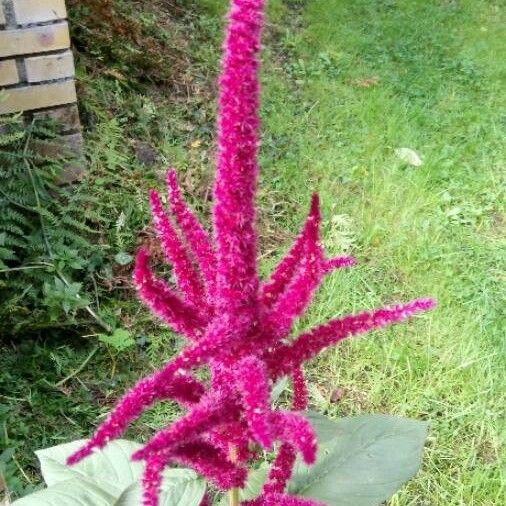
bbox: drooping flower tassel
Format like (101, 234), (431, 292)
(166, 169), (217, 298)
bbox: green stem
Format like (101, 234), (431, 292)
(229, 445), (240, 506)
(0, 263), (52, 273)
(229, 488), (239, 506)
(55, 346), (99, 387)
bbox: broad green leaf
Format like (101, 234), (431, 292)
(115, 468), (206, 506)
(289, 414), (428, 505)
(0, 447), (15, 463)
(35, 439), (91, 486)
(304, 410), (344, 444)
(241, 465), (269, 500)
(12, 477), (116, 506)
(35, 439), (143, 497)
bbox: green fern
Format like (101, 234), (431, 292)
(0, 116), (108, 335)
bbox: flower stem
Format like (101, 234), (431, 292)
(229, 444), (240, 506)
(229, 488), (240, 506)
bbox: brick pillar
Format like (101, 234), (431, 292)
(0, 0), (83, 181)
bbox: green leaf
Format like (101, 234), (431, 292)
(25, 439), (203, 506)
(114, 252), (134, 266)
(289, 414), (428, 505)
(115, 468), (206, 506)
(270, 377), (289, 404)
(98, 329), (135, 352)
(12, 477), (116, 505)
(0, 447), (15, 463)
(304, 410), (344, 444)
(218, 465), (269, 505)
(35, 439), (143, 497)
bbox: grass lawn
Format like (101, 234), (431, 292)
(254, 1), (505, 504)
(1, 0), (504, 504)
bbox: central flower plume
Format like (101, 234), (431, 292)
(68, 1), (434, 505)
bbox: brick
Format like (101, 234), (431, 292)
(25, 50), (75, 83)
(0, 80), (76, 114)
(32, 104), (81, 133)
(0, 59), (20, 86)
(0, 22), (70, 58)
(13, 0), (67, 25)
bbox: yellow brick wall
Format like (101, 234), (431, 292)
(0, 59), (19, 86)
(0, 22), (71, 57)
(13, 0), (67, 25)
(0, 1), (78, 116)
(25, 50), (75, 83)
(0, 1), (83, 178)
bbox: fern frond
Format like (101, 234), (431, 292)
(0, 115), (105, 334)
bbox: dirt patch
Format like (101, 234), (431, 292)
(67, 0), (190, 84)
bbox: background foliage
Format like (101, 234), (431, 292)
(0, 116), (107, 334)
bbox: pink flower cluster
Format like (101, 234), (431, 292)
(67, 1), (434, 505)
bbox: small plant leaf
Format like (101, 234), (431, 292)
(98, 329), (135, 352)
(115, 468), (206, 506)
(114, 252), (134, 266)
(288, 414), (428, 505)
(11, 477), (116, 505)
(35, 439), (143, 497)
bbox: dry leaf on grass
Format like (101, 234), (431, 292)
(351, 76), (380, 87)
(395, 147), (423, 167)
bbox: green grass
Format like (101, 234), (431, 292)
(1, 0), (504, 503)
(256, 0), (505, 504)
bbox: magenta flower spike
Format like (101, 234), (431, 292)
(169, 439), (248, 489)
(291, 367), (308, 412)
(149, 190), (207, 311)
(142, 455), (166, 506)
(213, 0), (265, 317)
(134, 248), (206, 339)
(246, 494), (327, 506)
(68, 1), (434, 504)
(235, 356), (274, 449)
(166, 169), (217, 298)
